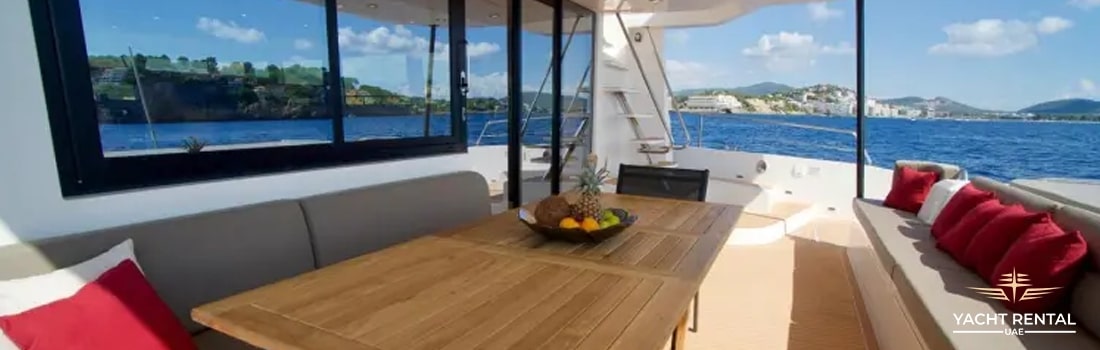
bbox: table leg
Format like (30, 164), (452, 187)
(671, 310), (688, 350)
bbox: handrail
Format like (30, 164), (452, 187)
(696, 114), (873, 165)
(644, 26), (691, 146)
(614, 12), (677, 147)
(519, 17), (582, 137)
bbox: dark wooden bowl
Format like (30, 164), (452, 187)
(518, 208), (637, 244)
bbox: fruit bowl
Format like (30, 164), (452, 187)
(518, 208), (637, 243)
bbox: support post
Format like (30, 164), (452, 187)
(508, 0), (522, 208)
(324, 0), (345, 143)
(550, 0), (563, 195)
(424, 24), (438, 137)
(855, 0), (866, 199)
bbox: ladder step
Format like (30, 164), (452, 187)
(604, 60), (629, 71)
(631, 137), (666, 143)
(619, 113), (656, 119)
(604, 86), (639, 93)
(638, 145), (672, 154)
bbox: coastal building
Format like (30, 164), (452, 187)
(683, 94), (742, 113)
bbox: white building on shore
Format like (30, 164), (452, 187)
(682, 94), (742, 113)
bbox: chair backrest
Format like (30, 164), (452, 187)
(615, 164), (710, 202)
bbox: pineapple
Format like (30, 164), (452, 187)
(574, 154), (609, 219)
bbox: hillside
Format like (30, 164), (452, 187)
(1019, 98), (1100, 115)
(677, 82), (794, 97)
(880, 96), (992, 115)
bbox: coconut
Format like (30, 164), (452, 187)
(534, 195), (572, 225)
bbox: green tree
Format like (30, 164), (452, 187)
(203, 57), (219, 75)
(243, 62), (255, 78)
(265, 64), (284, 83)
(132, 54), (148, 72)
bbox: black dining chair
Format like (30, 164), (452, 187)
(615, 164), (709, 334)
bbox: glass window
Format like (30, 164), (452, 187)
(31, 0), (467, 195)
(336, 0), (454, 140)
(78, 0), (332, 156)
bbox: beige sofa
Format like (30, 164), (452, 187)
(0, 171), (490, 350)
(853, 162), (1100, 349)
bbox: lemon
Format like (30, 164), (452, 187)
(581, 217), (601, 232)
(559, 217), (581, 229)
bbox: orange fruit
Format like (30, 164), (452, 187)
(559, 217), (581, 229)
(581, 217), (601, 232)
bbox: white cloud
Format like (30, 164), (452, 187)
(338, 25), (498, 60)
(666, 60), (719, 89)
(467, 72), (509, 98)
(293, 39), (314, 50)
(807, 2), (842, 22)
(467, 42), (502, 59)
(1037, 16), (1074, 34)
(741, 32), (852, 72)
(196, 17), (265, 44)
(282, 55), (323, 67)
(1069, 0), (1100, 10)
(929, 18), (1072, 57)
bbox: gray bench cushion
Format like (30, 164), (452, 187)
(192, 330), (259, 350)
(853, 199), (967, 276)
(855, 197), (1100, 350)
(892, 261), (1100, 350)
(301, 171), (491, 267)
(896, 160), (962, 180)
(0, 200), (315, 333)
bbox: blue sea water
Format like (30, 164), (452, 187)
(99, 113), (1100, 182)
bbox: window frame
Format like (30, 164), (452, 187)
(29, 0), (469, 197)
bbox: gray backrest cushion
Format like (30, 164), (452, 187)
(895, 160), (962, 180)
(969, 177), (1100, 337)
(971, 176), (1062, 213)
(0, 200), (315, 333)
(301, 171), (490, 267)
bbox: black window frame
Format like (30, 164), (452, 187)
(28, 0), (469, 197)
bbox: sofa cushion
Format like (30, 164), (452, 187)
(972, 177), (1062, 213)
(0, 200), (315, 333)
(301, 171), (491, 267)
(895, 160), (962, 180)
(994, 226), (1087, 313)
(918, 179), (968, 225)
(192, 330), (258, 350)
(936, 198), (1005, 262)
(885, 166), (940, 213)
(853, 199), (968, 276)
(962, 206), (1048, 282)
(0, 259), (195, 350)
(892, 262), (1100, 350)
(931, 183), (996, 239)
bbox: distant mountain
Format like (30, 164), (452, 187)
(676, 82), (794, 97)
(880, 96), (992, 115)
(1019, 98), (1100, 114)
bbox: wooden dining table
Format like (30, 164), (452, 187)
(192, 193), (742, 350)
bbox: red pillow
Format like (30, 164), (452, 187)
(0, 260), (196, 350)
(961, 205), (1049, 281)
(936, 198), (1006, 261)
(883, 167), (940, 213)
(932, 183), (996, 239)
(989, 225), (1087, 313)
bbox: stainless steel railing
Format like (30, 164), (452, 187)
(691, 114), (873, 165)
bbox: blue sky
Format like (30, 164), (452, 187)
(665, 0), (1100, 110)
(80, 0), (1097, 111)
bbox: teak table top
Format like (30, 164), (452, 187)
(192, 194), (742, 350)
